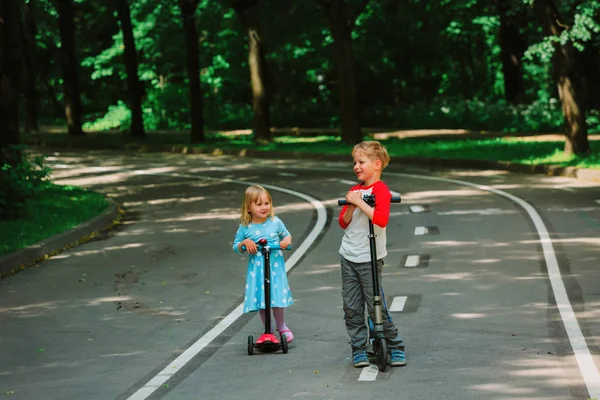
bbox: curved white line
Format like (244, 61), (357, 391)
(311, 166), (600, 396)
(126, 171), (327, 400)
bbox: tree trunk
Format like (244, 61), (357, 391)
(232, 0), (271, 143)
(533, 0), (589, 155)
(496, 0), (526, 104)
(320, 0), (362, 145)
(21, 1), (39, 132)
(115, 0), (145, 137)
(56, 0), (83, 136)
(180, 0), (205, 144)
(0, 0), (22, 155)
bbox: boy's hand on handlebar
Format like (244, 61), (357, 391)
(345, 190), (362, 206)
(242, 239), (258, 254)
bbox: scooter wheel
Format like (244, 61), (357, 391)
(247, 335), (254, 355)
(376, 338), (387, 372)
(280, 333), (288, 354)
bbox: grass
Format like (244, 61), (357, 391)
(23, 130), (600, 169)
(0, 184), (109, 255)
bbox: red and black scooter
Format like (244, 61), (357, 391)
(244, 238), (291, 355)
(338, 194), (401, 371)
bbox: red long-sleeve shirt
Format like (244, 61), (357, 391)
(338, 181), (391, 263)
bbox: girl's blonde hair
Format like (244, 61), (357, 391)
(352, 141), (390, 169)
(239, 185), (275, 225)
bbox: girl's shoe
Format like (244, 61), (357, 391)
(279, 329), (294, 343)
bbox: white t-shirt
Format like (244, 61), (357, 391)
(338, 181), (391, 263)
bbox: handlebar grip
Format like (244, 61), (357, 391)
(240, 244), (291, 252)
(338, 195), (402, 206)
(269, 245), (292, 251)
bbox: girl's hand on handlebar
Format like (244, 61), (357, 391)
(280, 237), (291, 250)
(242, 239), (258, 254)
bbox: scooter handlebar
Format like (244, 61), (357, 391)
(241, 243), (292, 252)
(337, 195), (401, 206)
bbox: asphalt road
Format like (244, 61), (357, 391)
(1, 150), (599, 400)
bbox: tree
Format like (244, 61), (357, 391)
(317, 0), (367, 145)
(180, 0), (205, 144)
(56, 0), (83, 136)
(231, 0), (271, 143)
(0, 0), (22, 155)
(114, 0), (145, 137)
(532, 0), (589, 155)
(495, 0), (527, 103)
(21, 0), (39, 132)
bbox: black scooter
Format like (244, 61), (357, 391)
(338, 194), (401, 371)
(243, 238), (291, 355)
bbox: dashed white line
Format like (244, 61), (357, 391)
(358, 365), (379, 381)
(305, 165), (600, 397)
(414, 226), (428, 235)
(409, 205), (425, 213)
(389, 296), (407, 312)
(405, 255), (420, 267)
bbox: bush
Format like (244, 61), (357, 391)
(0, 146), (52, 219)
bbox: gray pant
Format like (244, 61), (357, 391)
(341, 256), (405, 352)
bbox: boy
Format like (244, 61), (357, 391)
(338, 141), (406, 368)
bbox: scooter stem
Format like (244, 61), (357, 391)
(262, 245), (272, 334)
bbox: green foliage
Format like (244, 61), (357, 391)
(0, 147), (52, 220)
(83, 100), (131, 131)
(362, 97), (563, 132)
(0, 184), (109, 255)
(27, 0), (600, 138)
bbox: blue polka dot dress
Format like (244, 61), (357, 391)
(233, 217), (294, 313)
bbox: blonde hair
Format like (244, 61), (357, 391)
(352, 141), (390, 169)
(239, 185), (275, 225)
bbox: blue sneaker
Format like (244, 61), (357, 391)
(390, 349), (406, 366)
(352, 350), (370, 368)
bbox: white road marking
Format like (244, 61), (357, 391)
(547, 207), (598, 212)
(437, 208), (510, 216)
(340, 179), (357, 185)
(126, 171), (327, 400)
(414, 226), (428, 235)
(389, 296), (407, 312)
(390, 211), (410, 217)
(409, 205), (426, 213)
(393, 171), (600, 399)
(303, 165), (600, 398)
(358, 364), (379, 381)
(276, 172), (297, 177)
(405, 255), (420, 267)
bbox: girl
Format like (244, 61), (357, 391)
(233, 185), (294, 343)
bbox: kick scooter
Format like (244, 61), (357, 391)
(338, 194), (401, 371)
(243, 238), (291, 355)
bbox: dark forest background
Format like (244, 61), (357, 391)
(1, 0), (599, 153)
